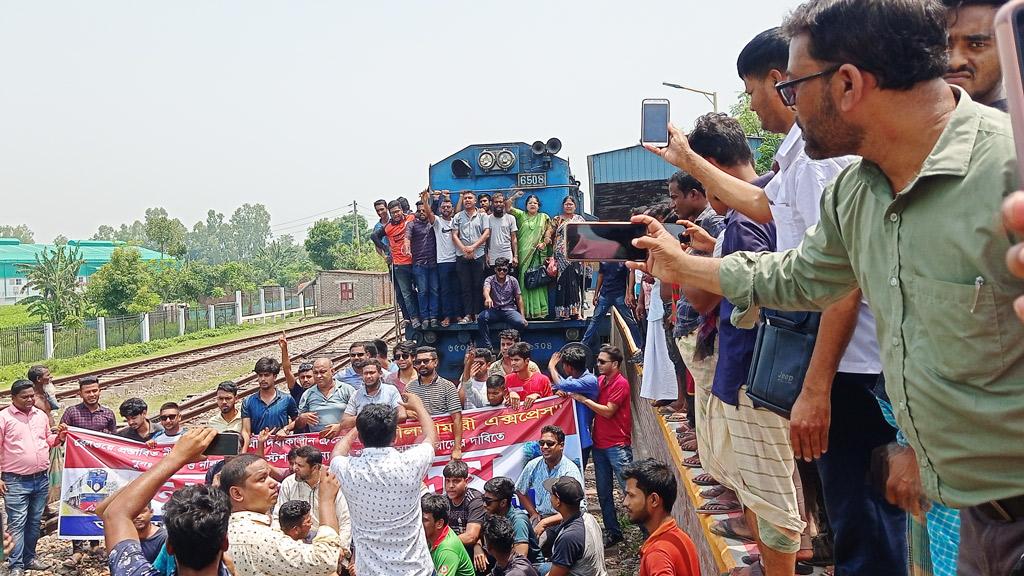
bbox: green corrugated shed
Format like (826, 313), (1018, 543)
(0, 238), (169, 304)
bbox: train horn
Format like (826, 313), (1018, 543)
(545, 137), (562, 155)
(531, 140), (547, 155)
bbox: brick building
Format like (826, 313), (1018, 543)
(313, 270), (393, 315)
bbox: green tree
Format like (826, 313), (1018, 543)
(329, 243), (387, 272)
(91, 221), (147, 244)
(186, 210), (233, 264)
(87, 247), (161, 316)
(254, 235), (315, 287)
(0, 224), (35, 243)
(335, 213), (372, 246)
(729, 92), (783, 175)
(230, 203), (272, 260)
(304, 219), (343, 270)
(144, 207), (187, 259)
(16, 245), (86, 326)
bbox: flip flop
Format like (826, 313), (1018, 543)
(665, 412), (688, 422)
(683, 454), (702, 468)
(710, 519), (755, 544)
(697, 500), (742, 514)
(701, 485), (729, 499)
(693, 473), (719, 486)
(680, 438), (698, 452)
(741, 556), (814, 575)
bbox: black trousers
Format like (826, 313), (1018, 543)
(456, 256), (485, 316)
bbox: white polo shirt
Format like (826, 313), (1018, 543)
(765, 125), (881, 374)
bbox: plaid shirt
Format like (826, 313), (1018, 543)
(59, 403), (117, 434)
(674, 205), (728, 337)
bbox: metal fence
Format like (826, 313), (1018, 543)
(105, 314), (141, 348)
(148, 309), (178, 342)
(0, 324), (47, 365)
(213, 303), (237, 327)
(53, 320), (100, 359)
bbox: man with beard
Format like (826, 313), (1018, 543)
(633, 0), (1024, 572)
(130, 504), (167, 563)
(405, 346), (464, 460)
(943, 0), (1008, 111)
(452, 191), (491, 323)
(209, 382), (243, 433)
(486, 191), (519, 274)
(386, 199), (421, 329)
(432, 191), (463, 327)
(340, 359), (405, 429)
(478, 193), (492, 215)
(408, 191), (440, 329)
(221, 453), (342, 576)
(477, 258), (529, 351)
(272, 445), (351, 552)
(116, 398), (163, 442)
(622, 459), (699, 576)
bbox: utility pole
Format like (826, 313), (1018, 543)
(351, 200), (359, 246)
(662, 82), (719, 113)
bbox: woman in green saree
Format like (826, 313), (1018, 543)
(508, 190), (551, 319)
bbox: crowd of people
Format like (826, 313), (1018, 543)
(5, 0), (1024, 575)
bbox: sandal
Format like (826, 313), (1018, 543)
(692, 472), (719, 486)
(440, 318), (451, 327)
(683, 453), (702, 468)
(710, 518), (755, 543)
(665, 412), (688, 422)
(63, 553), (83, 568)
(700, 485), (729, 499)
(651, 399), (674, 408)
(697, 499), (741, 514)
(680, 438), (698, 452)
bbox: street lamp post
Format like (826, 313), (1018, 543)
(662, 82), (718, 113)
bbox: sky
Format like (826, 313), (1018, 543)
(1, 1), (797, 244)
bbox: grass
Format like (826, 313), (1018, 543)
(0, 305), (36, 329)
(0, 308), (381, 384)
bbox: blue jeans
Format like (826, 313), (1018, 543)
(3, 472), (48, 569)
(592, 445), (633, 539)
(581, 294), (642, 351)
(412, 264), (440, 321)
(436, 262), (461, 320)
(393, 264), (420, 321)
(816, 372), (907, 576)
(477, 308), (527, 350)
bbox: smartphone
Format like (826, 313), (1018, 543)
(663, 222), (690, 244)
(997, 0), (1024, 168)
(204, 432), (241, 456)
(641, 99), (670, 147)
(565, 222), (648, 262)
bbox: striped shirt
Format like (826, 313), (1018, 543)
(405, 374), (461, 416)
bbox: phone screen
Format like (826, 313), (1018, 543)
(641, 100), (670, 145)
(565, 223), (648, 262)
(204, 432), (241, 456)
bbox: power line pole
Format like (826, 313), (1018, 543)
(351, 201), (359, 246)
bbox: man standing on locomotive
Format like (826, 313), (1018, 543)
(452, 191), (490, 324)
(432, 191), (463, 327)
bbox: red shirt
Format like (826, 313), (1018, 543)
(592, 372), (631, 449)
(385, 214), (415, 266)
(504, 372), (552, 398)
(639, 519), (699, 576)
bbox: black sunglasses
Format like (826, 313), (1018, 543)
(775, 65), (841, 107)
(159, 414), (179, 420)
(413, 358), (432, 366)
(397, 353), (412, 359)
(538, 440), (560, 447)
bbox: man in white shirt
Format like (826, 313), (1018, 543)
(221, 452), (342, 576)
(330, 394), (437, 576)
(658, 27), (904, 575)
(486, 191), (519, 273)
(272, 445), (351, 553)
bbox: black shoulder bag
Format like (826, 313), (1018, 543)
(745, 309), (821, 418)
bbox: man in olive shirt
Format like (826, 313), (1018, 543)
(632, 0), (1024, 570)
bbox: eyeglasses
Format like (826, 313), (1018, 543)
(481, 497), (498, 504)
(159, 414), (180, 420)
(775, 65), (841, 107)
(397, 353), (412, 359)
(596, 359), (611, 365)
(538, 440), (560, 447)
(495, 267), (509, 272)
(413, 358), (432, 366)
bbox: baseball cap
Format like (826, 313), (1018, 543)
(543, 476), (584, 506)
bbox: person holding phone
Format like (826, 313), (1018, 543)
(635, 1), (1024, 571)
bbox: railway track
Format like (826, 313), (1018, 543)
(2, 309), (391, 403)
(179, 319), (399, 423)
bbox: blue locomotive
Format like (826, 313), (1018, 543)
(416, 138), (607, 379)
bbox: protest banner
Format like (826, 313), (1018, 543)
(58, 396), (580, 539)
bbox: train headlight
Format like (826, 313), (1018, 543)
(566, 328), (581, 341)
(496, 149), (516, 170)
(478, 151), (497, 171)
(422, 331), (438, 344)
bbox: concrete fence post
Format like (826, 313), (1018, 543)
(208, 305), (216, 330)
(298, 293), (305, 318)
(141, 314), (150, 343)
(178, 307), (186, 337)
(44, 323), (54, 359)
(235, 291), (243, 325)
(97, 317), (106, 351)
(279, 287), (286, 318)
(258, 289), (267, 324)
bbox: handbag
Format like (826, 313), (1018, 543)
(745, 309), (821, 418)
(524, 252), (553, 290)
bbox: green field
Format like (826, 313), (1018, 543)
(0, 305), (36, 329)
